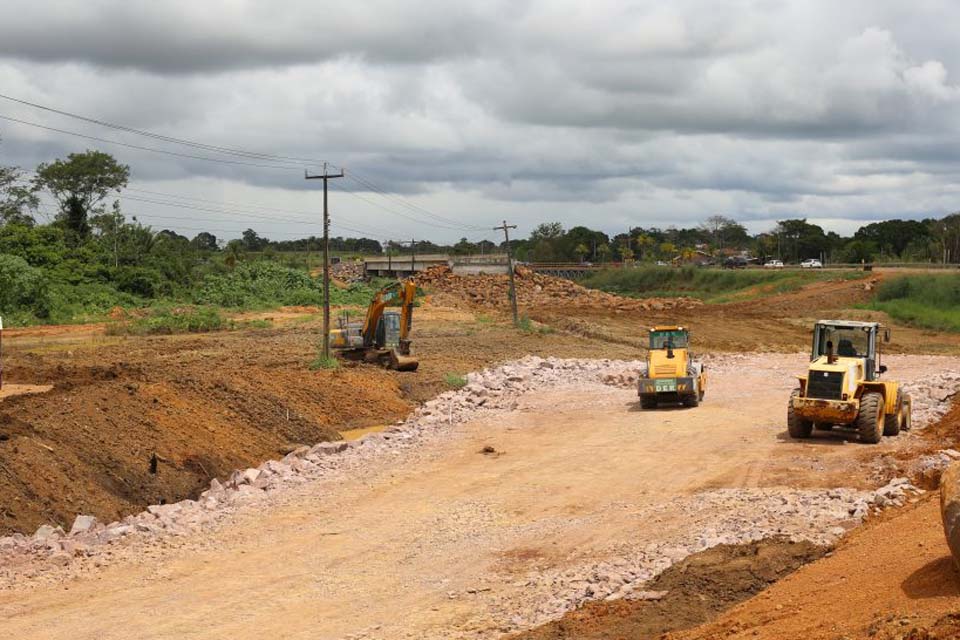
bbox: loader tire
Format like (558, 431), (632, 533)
(787, 389), (813, 439)
(940, 462), (960, 568)
(640, 395), (658, 410)
(883, 389), (903, 436)
(857, 392), (884, 444)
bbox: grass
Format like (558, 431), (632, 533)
(868, 274), (960, 332)
(581, 266), (864, 303)
(517, 315), (555, 335)
(310, 354), (341, 371)
(443, 372), (468, 389)
(106, 306), (226, 335)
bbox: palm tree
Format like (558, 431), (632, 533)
(574, 243), (589, 263)
(635, 234), (655, 261)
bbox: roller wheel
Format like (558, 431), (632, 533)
(683, 393), (699, 408)
(787, 389), (813, 439)
(857, 392), (884, 444)
(640, 396), (658, 410)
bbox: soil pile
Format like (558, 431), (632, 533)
(415, 265), (702, 312)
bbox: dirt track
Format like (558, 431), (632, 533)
(0, 354), (953, 639)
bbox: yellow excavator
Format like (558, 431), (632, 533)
(329, 279), (419, 371)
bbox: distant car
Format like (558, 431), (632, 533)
(800, 259), (823, 269)
(723, 256), (748, 269)
(764, 260), (784, 269)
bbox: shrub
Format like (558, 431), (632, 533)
(443, 372), (467, 389)
(108, 306), (225, 335)
(0, 253), (51, 320)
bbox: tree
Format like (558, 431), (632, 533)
(240, 228), (269, 252)
(34, 151), (129, 245)
(620, 245), (634, 262)
(854, 219), (932, 258)
(224, 239), (243, 269)
(635, 234), (655, 260)
(1, 164), (39, 226)
(596, 243), (611, 263)
(452, 237), (478, 255)
(192, 232), (218, 251)
(700, 215), (735, 250)
(774, 219), (828, 263)
(529, 222), (564, 243)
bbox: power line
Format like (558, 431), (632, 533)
(331, 181), (473, 232)
(118, 194), (396, 238)
(1, 92), (483, 232)
(5, 114), (482, 233)
(342, 171), (487, 231)
(0, 114), (302, 170)
(0, 92), (324, 166)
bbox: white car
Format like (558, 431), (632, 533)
(800, 259), (823, 269)
(764, 260), (784, 268)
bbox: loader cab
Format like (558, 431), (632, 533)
(811, 320), (884, 380)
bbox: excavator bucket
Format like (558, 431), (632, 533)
(390, 351), (419, 372)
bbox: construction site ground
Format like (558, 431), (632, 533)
(2, 270), (960, 638)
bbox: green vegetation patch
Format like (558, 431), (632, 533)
(107, 306), (226, 335)
(869, 274), (960, 332)
(443, 372), (468, 389)
(581, 266), (864, 303)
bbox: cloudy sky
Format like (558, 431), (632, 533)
(1, 0), (958, 244)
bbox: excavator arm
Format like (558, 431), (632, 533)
(398, 280), (416, 351)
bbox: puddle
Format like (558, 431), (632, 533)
(339, 424), (388, 441)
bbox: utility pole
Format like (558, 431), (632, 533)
(494, 220), (519, 326)
(305, 163), (345, 362)
(410, 238), (416, 276)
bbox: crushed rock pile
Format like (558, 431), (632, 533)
(414, 264), (701, 312)
(331, 259), (365, 283)
(485, 479), (923, 631)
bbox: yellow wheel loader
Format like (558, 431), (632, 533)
(329, 279), (419, 371)
(789, 320), (911, 443)
(637, 325), (706, 409)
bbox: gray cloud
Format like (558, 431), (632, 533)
(1, 0), (959, 242)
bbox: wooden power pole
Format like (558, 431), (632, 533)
(305, 163), (345, 361)
(494, 220), (519, 326)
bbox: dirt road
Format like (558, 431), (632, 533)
(0, 354), (952, 639)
